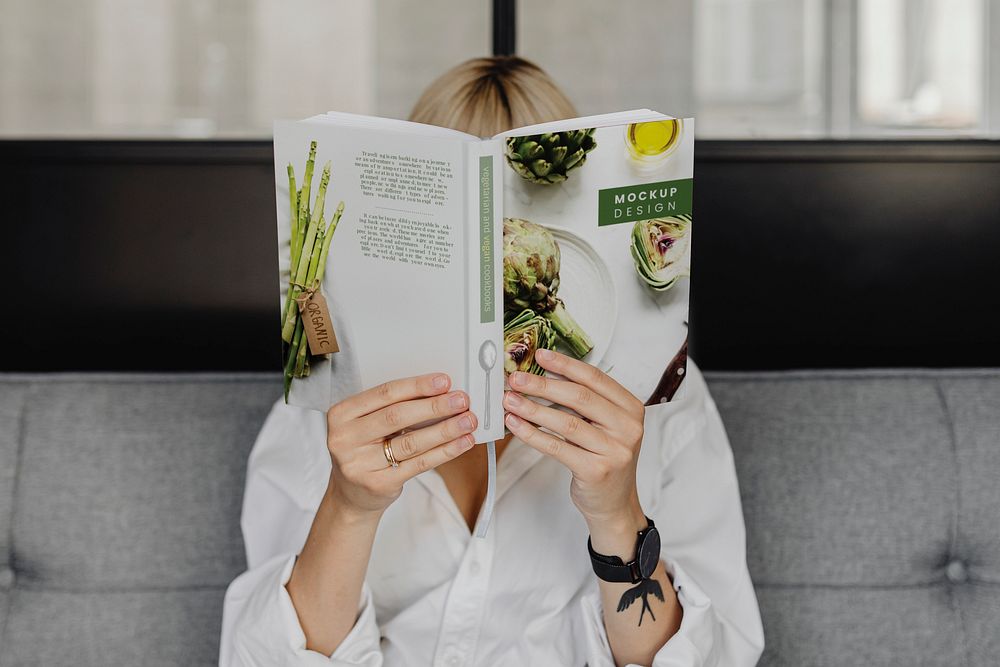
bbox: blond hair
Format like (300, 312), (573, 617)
(409, 57), (577, 137)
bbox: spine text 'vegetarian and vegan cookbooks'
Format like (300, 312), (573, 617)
(274, 110), (693, 444)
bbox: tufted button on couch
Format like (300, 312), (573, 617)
(0, 370), (997, 666)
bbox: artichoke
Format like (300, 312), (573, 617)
(503, 217), (594, 358)
(503, 309), (556, 376)
(504, 129), (597, 184)
(630, 214), (692, 291)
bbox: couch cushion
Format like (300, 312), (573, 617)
(0, 381), (25, 644)
(941, 377), (1000, 581)
(940, 376), (1000, 662)
(0, 373), (280, 667)
(0, 591), (6, 650)
(709, 369), (1000, 667)
(0, 381), (27, 568)
(709, 373), (954, 586)
(957, 583), (1000, 664)
(2, 589), (224, 666)
(13, 374), (279, 590)
(755, 585), (963, 667)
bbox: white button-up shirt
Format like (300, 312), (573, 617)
(220, 363), (764, 666)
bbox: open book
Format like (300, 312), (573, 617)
(274, 110), (693, 443)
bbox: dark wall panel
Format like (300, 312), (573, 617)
(689, 142), (1000, 369)
(1, 140), (998, 372)
(0, 142), (279, 371)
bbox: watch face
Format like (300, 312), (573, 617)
(638, 527), (661, 579)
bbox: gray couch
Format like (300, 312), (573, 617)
(0, 370), (996, 666)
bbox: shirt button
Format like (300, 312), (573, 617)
(445, 653), (460, 667)
(469, 561), (481, 576)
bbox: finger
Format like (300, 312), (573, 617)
(503, 391), (610, 454)
(534, 349), (639, 412)
(392, 434), (477, 480)
(353, 390), (470, 441)
(380, 411), (478, 468)
(504, 412), (589, 475)
(332, 373), (451, 422)
(507, 371), (619, 426)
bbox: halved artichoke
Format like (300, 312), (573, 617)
(503, 217), (594, 358)
(630, 214), (692, 291)
(504, 129), (597, 185)
(503, 309), (556, 376)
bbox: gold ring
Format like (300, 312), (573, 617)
(383, 438), (399, 468)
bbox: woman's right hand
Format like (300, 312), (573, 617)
(325, 372), (478, 516)
(288, 373), (475, 655)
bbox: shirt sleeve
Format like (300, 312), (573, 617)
(579, 363), (765, 667)
(218, 399), (385, 666)
(220, 553), (383, 667)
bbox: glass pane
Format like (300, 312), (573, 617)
(373, 0), (488, 121)
(519, 0), (695, 119)
(857, 0), (984, 131)
(1, 0), (992, 139)
(0, 0), (486, 138)
(693, 0), (825, 137)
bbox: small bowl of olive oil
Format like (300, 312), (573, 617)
(625, 119), (684, 167)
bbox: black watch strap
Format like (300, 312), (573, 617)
(588, 517), (656, 584)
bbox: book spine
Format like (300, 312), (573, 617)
(465, 141), (505, 442)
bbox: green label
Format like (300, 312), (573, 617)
(479, 155), (495, 323)
(597, 178), (693, 226)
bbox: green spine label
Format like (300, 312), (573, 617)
(479, 155), (495, 323)
(597, 178), (693, 226)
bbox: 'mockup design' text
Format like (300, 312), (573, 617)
(597, 178), (693, 227)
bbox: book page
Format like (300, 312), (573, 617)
(493, 109), (668, 139)
(274, 120), (473, 417)
(499, 117), (694, 406)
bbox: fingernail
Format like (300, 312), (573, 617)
(504, 391), (522, 407)
(510, 372), (526, 387)
(536, 349), (554, 361)
(432, 375), (448, 390)
(459, 414), (474, 430)
(461, 434), (476, 449)
(505, 413), (522, 427)
(449, 392), (467, 409)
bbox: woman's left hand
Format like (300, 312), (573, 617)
(503, 348), (648, 544)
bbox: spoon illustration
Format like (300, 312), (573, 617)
(478, 340), (498, 429)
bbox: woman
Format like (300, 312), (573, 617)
(221, 57), (763, 667)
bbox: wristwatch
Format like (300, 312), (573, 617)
(588, 517), (660, 584)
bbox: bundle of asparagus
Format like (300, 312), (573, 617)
(282, 141), (345, 400)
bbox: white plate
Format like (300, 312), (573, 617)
(544, 225), (618, 372)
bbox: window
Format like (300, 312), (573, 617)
(856, 0), (984, 133)
(694, 0), (826, 137)
(0, 0), (995, 138)
(693, 0), (994, 137)
(0, 0), (482, 137)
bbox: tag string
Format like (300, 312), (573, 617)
(292, 281), (320, 309)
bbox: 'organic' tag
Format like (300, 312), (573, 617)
(296, 290), (339, 355)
